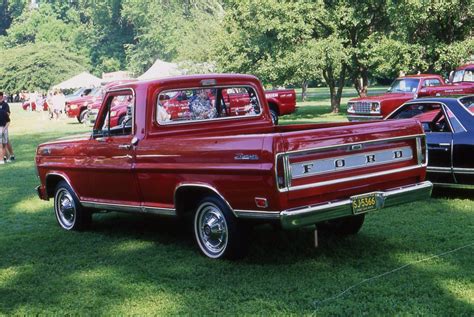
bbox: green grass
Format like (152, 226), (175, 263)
(0, 102), (473, 315)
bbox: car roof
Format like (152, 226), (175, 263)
(398, 74), (442, 79)
(110, 74), (260, 91)
(409, 94), (474, 103)
(456, 63), (474, 71)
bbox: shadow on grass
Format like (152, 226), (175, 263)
(1, 198), (473, 314)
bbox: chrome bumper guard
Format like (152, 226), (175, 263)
(347, 115), (383, 122)
(280, 181), (433, 229)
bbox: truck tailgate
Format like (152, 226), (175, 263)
(275, 119), (427, 209)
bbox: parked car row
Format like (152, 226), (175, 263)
(348, 64), (474, 121)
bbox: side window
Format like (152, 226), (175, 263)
(156, 86), (261, 124)
(390, 103), (451, 133)
(95, 92), (134, 137)
(423, 79), (441, 87)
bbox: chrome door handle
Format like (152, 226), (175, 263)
(118, 144), (132, 150)
(438, 143), (451, 147)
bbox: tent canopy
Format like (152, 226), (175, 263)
(138, 59), (183, 80)
(52, 72), (102, 90)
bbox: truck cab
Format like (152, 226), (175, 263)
(348, 75), (445, 121)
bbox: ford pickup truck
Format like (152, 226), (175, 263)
(36, 74), (432, 259)
(347, 74), (446, 121)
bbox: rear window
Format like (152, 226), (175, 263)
(156, 86), (261, 124)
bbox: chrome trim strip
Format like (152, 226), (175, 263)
(286, 165), (423, 192)
(174, 183), (237, 217)
(434, 182), (474, 189)
(427, 166), (452, 174)
(347, 115), (383, 121)
(453, 167), (474, 175)
(80, 201), (177, 216)
(284, 134), (424, 156)
(234, 210), (280, 220)
(290, 146), (413, 179)
(45, 172), (77, 198)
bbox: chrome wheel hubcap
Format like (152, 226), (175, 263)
(196, 203), (228, 257)
(55, 189), (76, 229)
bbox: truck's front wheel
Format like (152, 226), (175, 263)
(194, 196), (247, 259)
(54, 181), (91, 231)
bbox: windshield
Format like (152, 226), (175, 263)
(460, 96), (474, 109)
(388, 78), (420, 93)
(71, 88), (84, 96)
(452, 69), (474, 83)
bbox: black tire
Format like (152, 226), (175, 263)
(193, 195), (248, 260)
(317, 214), (365, 235)
(270, 108), (279, 125)
(77, 109), (89, 123)
(54, 180), (91, 231)
(118, 114), (126, 126)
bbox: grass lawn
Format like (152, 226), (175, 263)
(0, 102), (473, 315)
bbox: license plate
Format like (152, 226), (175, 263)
(351, 193), (379, 214)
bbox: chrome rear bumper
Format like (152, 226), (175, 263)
(279, 181), (433, 229)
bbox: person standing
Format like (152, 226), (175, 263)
(0, 92), (14, 163)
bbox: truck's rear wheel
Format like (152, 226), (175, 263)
(317, 214), (365, 235)
(54, 180), (91, 231)
(270, 108), (279, 125)
(193, 195), (247, 259)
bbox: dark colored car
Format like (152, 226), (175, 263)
(387, 95), (474, 188)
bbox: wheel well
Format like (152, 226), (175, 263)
(174, 186), (232, 218)
(45, 175), (67, 198)
(268, 102), (279, 115)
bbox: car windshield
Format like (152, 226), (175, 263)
(388, 78), (420, 93)
(70, 88), (84, 96)
(460, 96), (474, 109)
(452, 69), (474, 83)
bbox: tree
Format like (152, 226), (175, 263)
(122, 0), (224, 76)
(0, 43), (88, 92)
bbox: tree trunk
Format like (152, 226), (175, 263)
(301, 80), (308, 102)
(354, 70), (369, 97)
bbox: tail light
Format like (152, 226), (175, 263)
(416, 136), (428, 165)
(276, 155), (287, 190)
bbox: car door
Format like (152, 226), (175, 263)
(81, 90), (141, 207)
(425, 105), (454, 184)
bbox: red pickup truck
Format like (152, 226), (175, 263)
(347, 74), (446, 121)
(36, 74), (432, 259)
(422, 63), (474, 97)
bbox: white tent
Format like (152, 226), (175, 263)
(52, 72), (102, 90)
(138, 59), (183, 80)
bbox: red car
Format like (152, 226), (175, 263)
(65, 87), (103, 123)
(348, 74), (445, 121)
(36, 74), (432, 259)
(22, 99), (49, 111)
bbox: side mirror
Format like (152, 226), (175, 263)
(448, 71), (454, 84)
